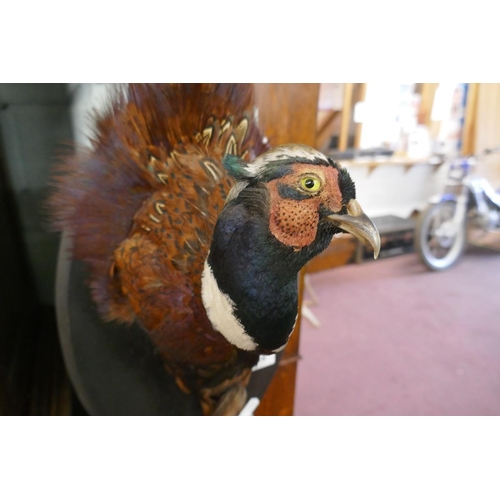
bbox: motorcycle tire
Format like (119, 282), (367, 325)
(415, 200), (467, 271)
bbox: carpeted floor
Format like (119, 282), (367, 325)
(295, 246), (500, 415)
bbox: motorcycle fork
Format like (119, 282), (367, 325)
(451, 189), (469, 228)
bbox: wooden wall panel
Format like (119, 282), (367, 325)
(253, 84), (319, 416)
(474, 84), (500, 153)
(474, 84), (500, 186)
(254, 84), (319, 146)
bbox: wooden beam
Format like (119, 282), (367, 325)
(419, 83), (439, 126)
(339, 83), (354, 151)
(253, 84), (320, 416)
(354, 83), (367, 149)
(461, 83), (479, 156)
(315, 109), (341, 150)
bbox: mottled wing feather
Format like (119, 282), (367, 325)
(49, 83), (269, 397)
(114, 145), (238, 377)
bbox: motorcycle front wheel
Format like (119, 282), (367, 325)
(415, 200), (467, 271)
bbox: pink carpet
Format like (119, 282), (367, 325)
(295, 247), (500, 415)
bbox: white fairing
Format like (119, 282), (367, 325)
(201, 259), (258, 351)
(465, 175), (500, 212)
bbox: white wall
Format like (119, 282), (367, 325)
(345, 161), (450, 219)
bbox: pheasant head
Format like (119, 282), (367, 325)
(201, 144), (380, 353)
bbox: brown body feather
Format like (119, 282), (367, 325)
(50, 84), (269, 414)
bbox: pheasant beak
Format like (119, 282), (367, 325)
(327, 199), (381, 259)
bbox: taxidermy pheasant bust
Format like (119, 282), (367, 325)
(50, 83), (380, 416)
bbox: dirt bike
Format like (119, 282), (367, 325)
(415, 148), (500, 271)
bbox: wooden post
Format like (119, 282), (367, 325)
(419, 83), (439, 126)
(353, 83), (367, 149)
(461, 83), (479, 156)
(339, 83), (354, 152)
(253, 83), (319, 416)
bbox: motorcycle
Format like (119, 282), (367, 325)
(415, 148), (500, 271)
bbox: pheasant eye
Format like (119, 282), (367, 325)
(300, 176), (321, 192)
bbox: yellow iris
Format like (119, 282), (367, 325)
(300, 176), (321, 193)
